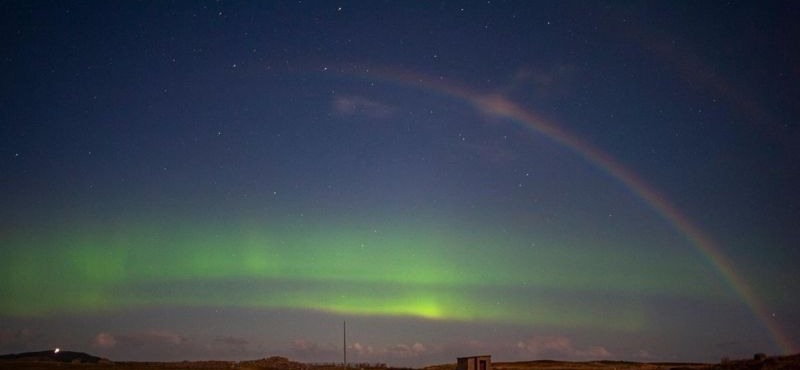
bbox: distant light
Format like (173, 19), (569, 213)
(54, 348), (60, 354)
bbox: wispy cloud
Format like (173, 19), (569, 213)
(516, 336), (612, 360)
(381, 342), (428, 358)
(333, 95), (397, 119)
(633, 349), (654, 360)
(284, 338), (432, 364)
(91, 330), (256, 361)
(351, 342), (374, 356)
(91, 330), (186, 349)
(510, 65), (575, 95)
(91, 332), (118, 349)
(287, 338), (339, 360)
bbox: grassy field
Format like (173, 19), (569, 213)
(425, 360), (710, 370)
(2, 354), (798, 370)
(0, 360), (707, 370)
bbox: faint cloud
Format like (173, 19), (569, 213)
(128, 330), (186, 346)
(289, 338), (316, 352)
(382, 342), (428, 358)
(509, 65), (575, 96)
(333, 95), (397, 119)
(91, 329), (186, 349)
(285, 338), (432, 364)
(474, 93), (528, 119)
(91, 330), (258, 361)
(516, 336), (611, 360)
(91, 332), (117, 349)
(351, 342), (374, 356)
(287, 338), (338, 360)
(587, 346), (612, 358)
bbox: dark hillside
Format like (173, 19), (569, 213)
(0, 350), (104, 363)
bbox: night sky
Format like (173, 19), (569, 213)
(1, 1), (799, 366)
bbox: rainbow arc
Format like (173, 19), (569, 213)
(348, 67), (795, 354)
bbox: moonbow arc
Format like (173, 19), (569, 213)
(341, 67), (795, 354)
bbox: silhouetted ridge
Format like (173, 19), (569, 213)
(711, 353), (800, 370)
(0, 350), (105, 363)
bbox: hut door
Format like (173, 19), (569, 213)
(480, 360), (486, 370)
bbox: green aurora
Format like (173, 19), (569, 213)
(1, 216), (720, 332)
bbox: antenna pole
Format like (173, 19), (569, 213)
(343, 320), (347, 368)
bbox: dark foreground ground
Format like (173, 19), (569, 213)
(1, 354), (799, 370)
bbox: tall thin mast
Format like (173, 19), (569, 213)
(343, 320), (347, 368)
